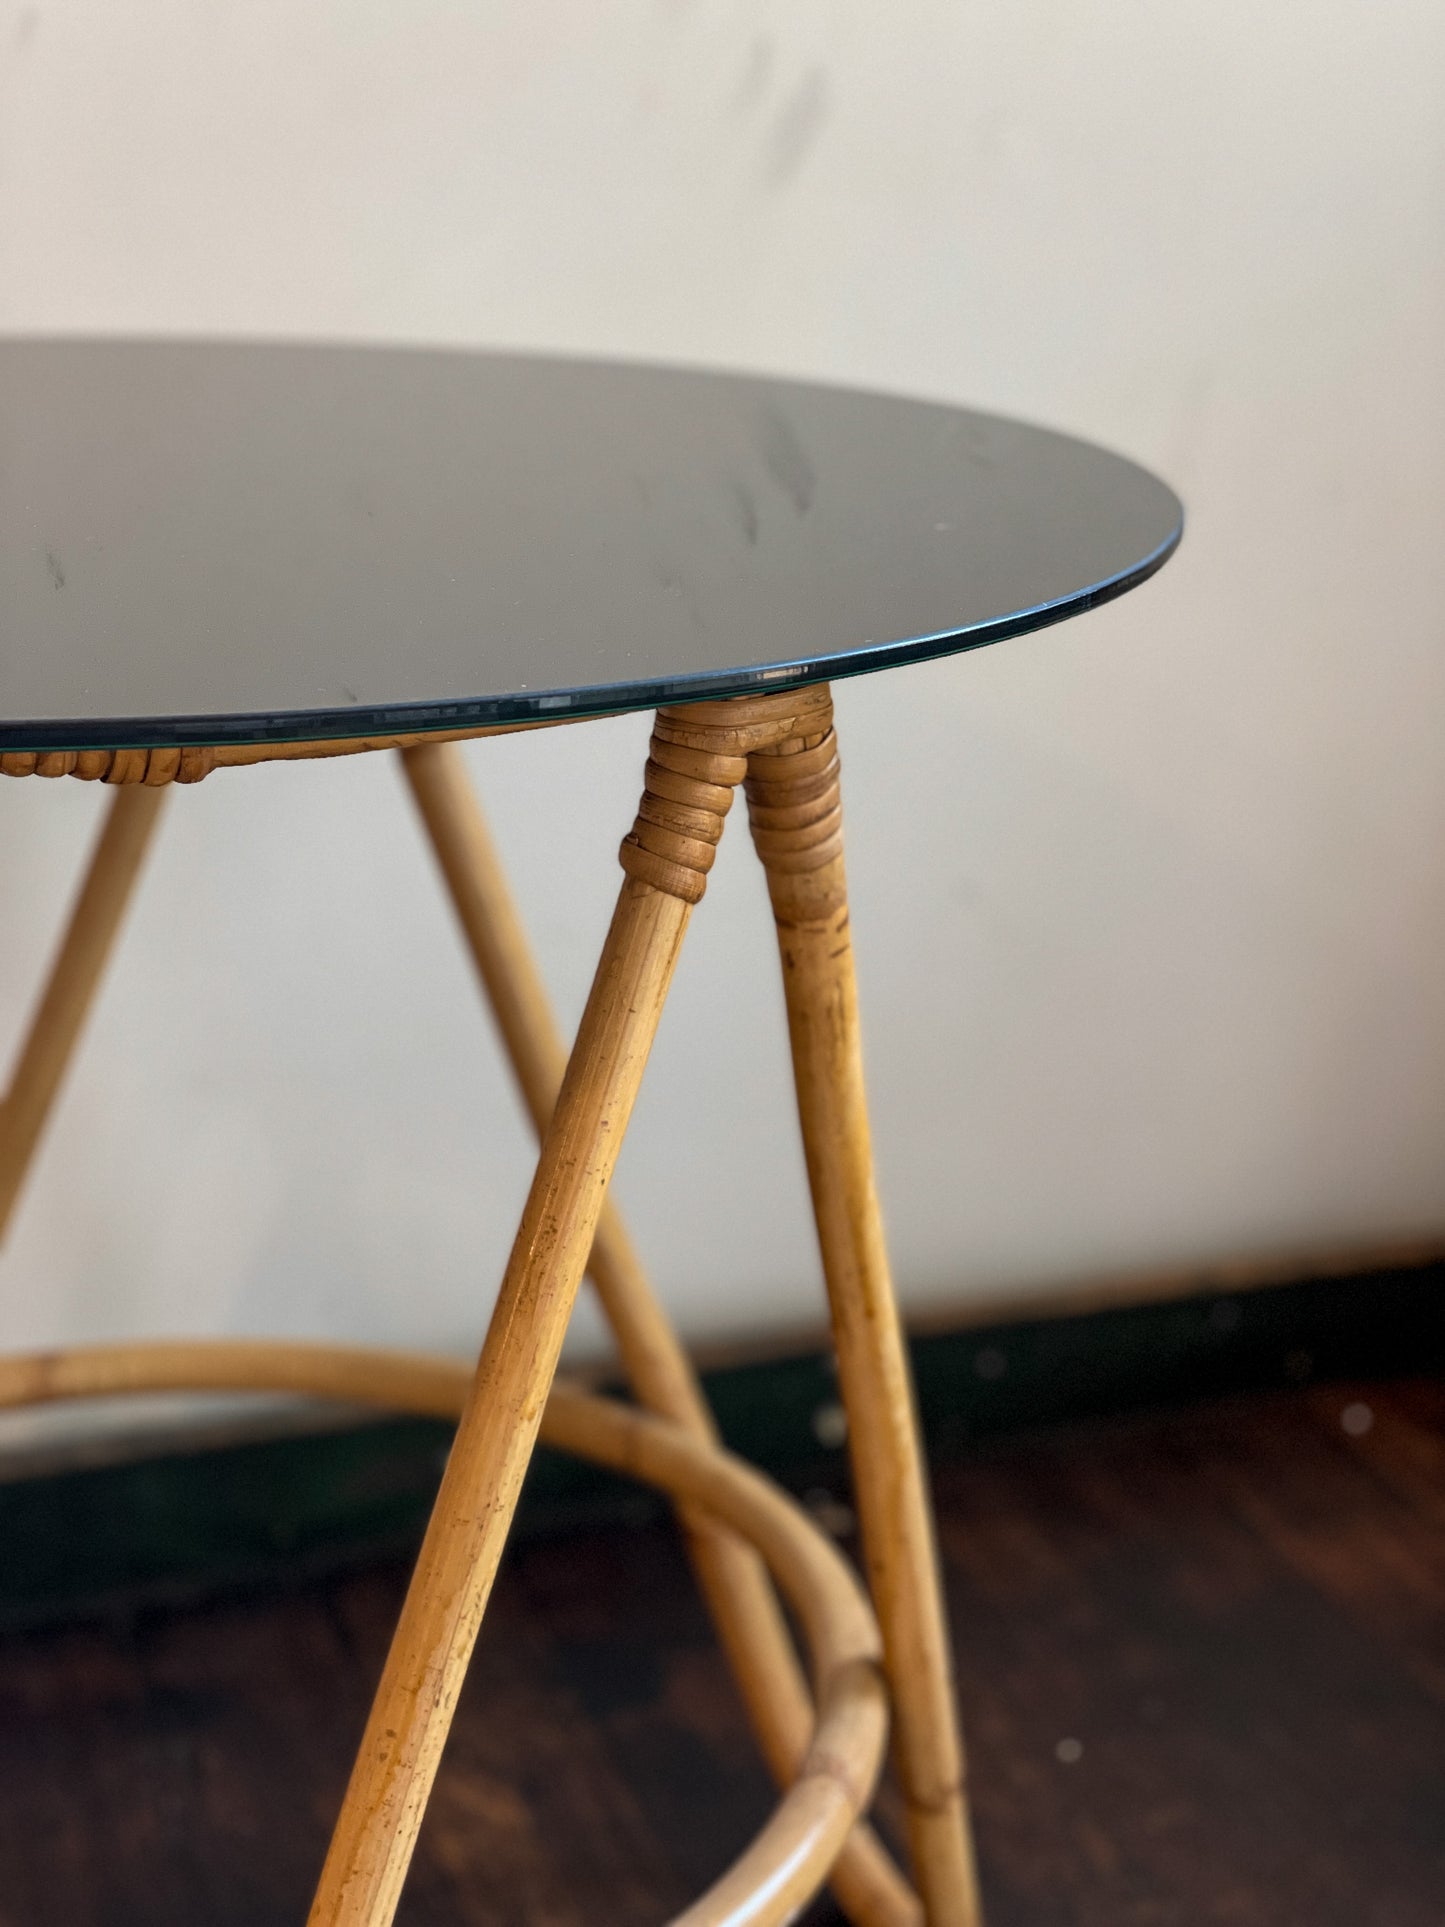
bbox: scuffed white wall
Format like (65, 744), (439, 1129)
(2, 0), (1443, 1364)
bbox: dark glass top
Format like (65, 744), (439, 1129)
(0, 341), (1182, 752)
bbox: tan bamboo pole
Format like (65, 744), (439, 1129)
(308, 880), (693, 1925)
(310, 702), (822, 1927)
(0, 1336), (888, 1927)
(0, 782), (166, 1242)
(399, 738), (919, 1927)
(745, 691), (983, 1927)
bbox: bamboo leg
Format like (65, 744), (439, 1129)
(309, 880), (693, 1925)
(399, 739), (918, 1927)
(311, 700), (826, 1927)
(745, 690), (983, 1926)
(0, 783), (167, 1243)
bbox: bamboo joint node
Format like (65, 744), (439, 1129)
(744, 696), (847, 921)
(618, 689), (834, 904)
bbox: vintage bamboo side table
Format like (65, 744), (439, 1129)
(0, 342), (1181, 1927)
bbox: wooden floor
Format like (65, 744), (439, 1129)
(1, 1377), (1442, 1926)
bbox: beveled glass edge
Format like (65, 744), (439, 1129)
(0, 513), (1181, 757)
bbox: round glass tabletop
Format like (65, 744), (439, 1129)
(0, 342), (1182, 753)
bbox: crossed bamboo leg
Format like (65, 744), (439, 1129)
(376, 687), (979, 1925)
(744, 695), (980, 1924)
(399, 738), (917, 1926)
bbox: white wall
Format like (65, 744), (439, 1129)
(2, 0), (1443, 1367)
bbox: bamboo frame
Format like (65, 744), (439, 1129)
(745, 695), (982, 1926)
(1, 680), (981, 1925)
(1, 718), (914, 1921)
(399, 739), (917, 1927)
(0, 1338), (888, 1927)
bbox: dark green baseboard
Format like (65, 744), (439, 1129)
(2, 1257), (1441, 1630)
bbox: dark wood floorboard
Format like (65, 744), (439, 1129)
(0, 1378), (1442, 1925)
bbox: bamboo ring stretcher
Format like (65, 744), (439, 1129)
(0, 1339), (890, 1927)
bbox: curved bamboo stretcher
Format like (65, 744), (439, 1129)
(0, 1339), (888, 1927)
